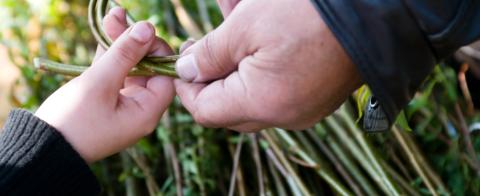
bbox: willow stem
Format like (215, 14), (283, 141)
(338, 105), (401, 195)
(261, 131), (311, 196)
(275, 128), (352, 196)
(35, 0), (181, 77)
(34, 58), (176, 77)
(392, 127), (438, 196)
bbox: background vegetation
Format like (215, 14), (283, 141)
(1, 0), (479, 195)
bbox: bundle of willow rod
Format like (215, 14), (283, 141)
(34, 0), (179, 77)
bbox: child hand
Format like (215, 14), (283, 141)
(35, 8), (175, 163)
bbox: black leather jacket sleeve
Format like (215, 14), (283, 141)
(311, 0), (480, 124)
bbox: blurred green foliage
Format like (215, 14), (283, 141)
(1, 0), (479, 195)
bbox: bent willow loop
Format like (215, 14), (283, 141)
(34, 0), (179, 77)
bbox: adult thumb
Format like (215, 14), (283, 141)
(175, 28), (239, 82)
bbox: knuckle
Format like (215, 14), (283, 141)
(201, 32), (229, 74)
(113, 44), (138, 65)
(191, 109), (215, 127)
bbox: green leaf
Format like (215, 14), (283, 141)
(353, 85), (372, 123)
(395, 111), (412, 131)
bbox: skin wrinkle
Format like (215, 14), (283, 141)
(224, 71), (250, 123)
(173, 0), (361, 131)
(119, 87), (147, 112)
(237, 56), (280, 123)
(194, 79), (234, 126)
(226, 17), (254, 66)
(35, 12), (176, 162)
(203, 31), (226, 79)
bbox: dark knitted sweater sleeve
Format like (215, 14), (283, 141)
(0, 109), (100, 195)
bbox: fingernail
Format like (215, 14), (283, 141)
(176, 54), (198, 82)
(129, 22), (154, 43)
(109, 7), (125, 20)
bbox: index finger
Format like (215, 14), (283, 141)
(174, 71), (250, 128)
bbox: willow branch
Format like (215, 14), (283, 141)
(392, 127), (437, 196)
(261, 131), (311, 196)
(36, 0), (180, 77)
(275, 128), (352, 196)
(228, 134), (246, 196)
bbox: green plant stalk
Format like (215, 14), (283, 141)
(160, 114), (184, 196)
(324, 117), (388, 192)
(110, 0), (135, 25)
(261, 131), (312, 195)
(36, 0), (180, 77)
(249, 134), (266, 196)
(338, 105), (401, 195)
(401, 129), (448, 193)
(265, 155), (288, 196)
(323, 133), (378, 196)
(91, 0), (180, 63)
(454, 103), (480, 176)
(274, 128), (352, 196)
(392, 127), (438, 196)
(294, 130), (360, 195)
(381, 161), (420, 196)
(228, 134), (246, 196)
(265, 147), (302, 195)
(304, 129), (369, 196)
(120, 152), (139, 196)
(89, 0), (109, 49)
(34, 58), (177, 77)
(127, 147), (161, 196)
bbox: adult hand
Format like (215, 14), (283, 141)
(35, 8), (175, 163)
(175, 0), (362, 131)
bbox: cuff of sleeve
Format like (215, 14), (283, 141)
(0, 109), (100, 195)
(310, 0), (436, 124)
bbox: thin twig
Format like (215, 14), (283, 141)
(460, 46), (480, 60)
(392, 127), (437, 196)
(401, 129), (448, 192)
(324, 133), (378, 196)
(36, 0), (179, 77)
(381, 161), (420, 196)
(338, 105), (401, 195)
(262, 131), (311, 196)
(325, 116), (388, 193)
(120, 151), (138, 196)
(458, 64), (475, 115)
(454, 103), (480, 176)
(265, 154), (288, 195)
(166, 143), (183, 196)
(288, 155), (318, 168)
(264, 144), (303, 195)
(161, 111), (184, 196)
(388, 147), (413, 181)
(249, 134), (266, 196)
(195, 0), (213, 32)
(305, 129), (364, 196)
(169, 0), (203, 39)
(275, 129), (352, 196)
(127, 148), (161, 196)
(228, 134), (246, 196)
